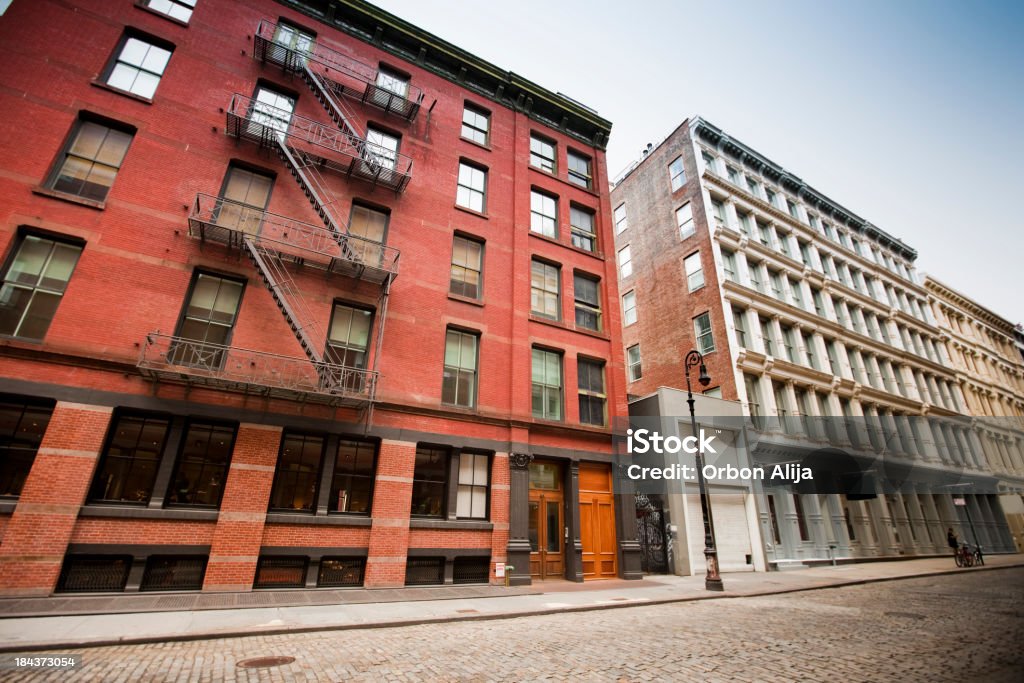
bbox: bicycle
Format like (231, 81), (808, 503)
(972, 544), (984, 566)
(954, 542), (974, 568)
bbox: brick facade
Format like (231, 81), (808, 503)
(0, 0), (630, 597)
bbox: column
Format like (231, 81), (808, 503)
(362, 439), (417, 588)
(0, 403), (112, 596)
(489, 452), (512, 584)
(916, 491), (947, 553)
(613, 463), (644, 580)
(823, 494), (852, 557)
(203, 424), (281, 592)
(564, 461), (584, 582)
(505, 453), (533, 586)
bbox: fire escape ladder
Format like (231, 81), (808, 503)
(242, 236), (325, 365)
(274, 136), (364, 273)
(302, 63), (363, 140)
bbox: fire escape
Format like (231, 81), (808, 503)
(138, 21), (418, 423)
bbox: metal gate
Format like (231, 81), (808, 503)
(635, 495), (669, 574)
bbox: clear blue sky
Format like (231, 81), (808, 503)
(374, 0), (1023, 325)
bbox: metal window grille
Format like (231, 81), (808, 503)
(140, 555), (207, 591)
(404, 557), (444, 586)
(317, 557), (365, 587)
(56, 555), (132, 593)
(453, 557), (490, 584)
(253, 556), (308, 589)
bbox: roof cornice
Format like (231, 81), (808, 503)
(691, 117), (917, 262)
(275, 0), (612, 148)
(923, 276), (1017, 333)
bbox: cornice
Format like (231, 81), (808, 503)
(277, 0), (612, 149)
(924, 276), (1018, 335)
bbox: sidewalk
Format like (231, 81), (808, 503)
(1, 554), (1021, 652)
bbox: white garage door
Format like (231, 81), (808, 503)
(687, 488), (754, 573)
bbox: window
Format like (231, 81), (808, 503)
(769, 270), (783, 299)
(89, 413), (170, 504)
(0, 398), (54, 498)
(789, 279), (804, 309)
(250, 86), (295, 136)
(450, 235), (483, 299)
(777, 231), (791, 257)
(627, 344), (642, 381)
(457, 452), (489, 519)
(326, 304), (373, 383)
(47, 119), (133, 202)
(684, 252), (704, 291)
(347, 203), (388, 264)
(787, 198), (800, 219)
(269, 433), (324, 512)
(530, 260), (560, 320)
(760, 317), (774, 355)
(737, 211), (752, 236)
(733, 309), (748, 347)
(727, 166), (742, 185)
(614, 203), (627, 233)
(676, 203), (694, 239)
(0, 234), (83, 340)
(704, 387), (723, 398)
(365, 126), (399, 171)
(330, 439), (376, 514)
(803, 333), (818, 370)
(214, 165), (273, 233)
(171, 272), (244, 367)
(254, 556), (307, 589)
(140, 0), (195, 23)
(456, 162), (486, 213)
(57, 555), (132, 593)
(694, 312), (715, 354)
(530, 190), (557, 237)
(167, 421), (235, 508)
(442, 328), (478, 408)
(812, 288), (825, 317)
(827, 340), (841, 375)
(746, 177), (760, 197)
(578, 359), (606, 426)
(757, 221), (772, 247)
(570, 206), (596, 252)
(622, 291), (637, 326)
(618, 246), (633, 278)
(140, 556), (207, 592)
(531, 348), (562, 420)
(567, 151), (592, 189)
(461, 104), (489, 145)
(721, 250), (737, 282)
(702, 152), (717, 174)
(573, 273), (601, 331)
(782, 325), (796, 362)
(272, 21), (314, 59)
(411, 445), (448, 517)
(765, 187), (778, 207)
(711, 199), (727, 226)
(745, 375), (762, 428)
(375, 67), (409, 98)
(793, 495), (810, 541)
(669, 156), (686, 191)
(530, 135), (556, 173)
(104, 34), (172, 99)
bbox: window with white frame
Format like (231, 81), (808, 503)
(669, 156), (686, 191)
(530, 259), (560, 320)
(530, 190), (557, 237)
(627, 344), (642, 381)
(573, 273), (601, 331)
(141, 0), (195, 23)
(442, 328), (478, 408)
(456, 162), (486, 212)
(0, 234), (83, 340)
(567, 151), (592, 189)
(676, 203), (694, 239)
(570, 205), (596, 252)
(614, 203), (627, 233)
(365, 126), (399, 171)
(531, 348), (562, 420)
(375, 67), (409, 98)
(622, 291), (637, 326)
(694, 312), (715, 354)
(721, 250), (737, 282)
(456, 452), (489, 518)
(461, 104), (490, 145)
(684, 252), (704, 291)
(577, 358), (606, 426)
(618, 245), (632, 278)
(104, 33), (172, 99)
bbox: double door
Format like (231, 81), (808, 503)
(528, 462), (564, 580)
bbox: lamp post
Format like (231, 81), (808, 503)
(685, 349), (724, 591)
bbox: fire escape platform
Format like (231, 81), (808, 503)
(187, 193), (398, 285)
(225, 95), (412, 193)
(253, 20), (423, 123)
(137, 333), (377, 408)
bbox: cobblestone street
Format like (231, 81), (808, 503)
(4, 568), (1023, 682)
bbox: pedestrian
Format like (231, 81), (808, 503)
(947, 527), (958, 554)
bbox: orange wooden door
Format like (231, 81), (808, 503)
(579, 463), (617, 579)
(528, 461), (564, 580)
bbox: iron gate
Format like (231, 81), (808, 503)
(636, 495), (669, 574)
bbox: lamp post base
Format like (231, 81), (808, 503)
(704, 577), (725, 592)
(704, 549), (724, 592)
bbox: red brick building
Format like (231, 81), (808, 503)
(0, 0), (639, 597)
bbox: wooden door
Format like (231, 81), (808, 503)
(579, 463), (618, 579)
(528, 461), (564, 580)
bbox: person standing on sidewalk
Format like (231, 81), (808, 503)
(947, 528), (958, 554)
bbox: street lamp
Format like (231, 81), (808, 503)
(685, 349), (724, 591)
(941, 482), (980, 549)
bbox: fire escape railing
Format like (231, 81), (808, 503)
(137, 333), (377, 406)
(187, 193), (400, 284)
(253, 19), (424, 122)
(225, 93), (413, 193)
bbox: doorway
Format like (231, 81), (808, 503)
(528, 461), (564, 580)
(579, 462), (618, 579)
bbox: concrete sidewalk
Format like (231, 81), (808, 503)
(1, 554), (1021, 652)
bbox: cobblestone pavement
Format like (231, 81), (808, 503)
(4, 568), (1022, 682)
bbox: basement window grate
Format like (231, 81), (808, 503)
(404, 557), (444, 586)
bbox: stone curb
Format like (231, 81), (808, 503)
(2, 562), (1021, 653)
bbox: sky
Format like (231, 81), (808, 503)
(373, 0), (1024, 326)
